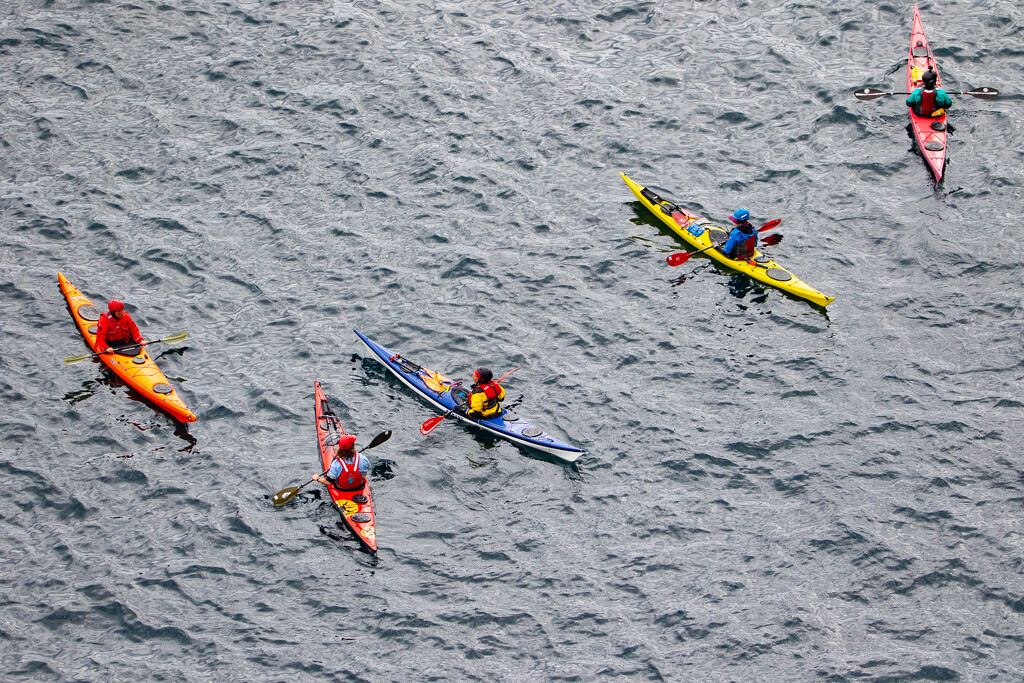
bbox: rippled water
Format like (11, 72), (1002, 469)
(2, 0), (1022, 680)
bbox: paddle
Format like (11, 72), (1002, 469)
(667, 220), (782, 267)
(63, 331), (190, 364)
(419, 368), (519, 435)
(270, 430), (393, 506)
(853, 86), (998, 101)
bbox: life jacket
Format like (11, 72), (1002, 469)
(728, 225), (757, 259)
(470, 381), (503, 417)
(918, 87), (936, 117)
(96, 311), (140, 348)
(331, 452), (365, 491)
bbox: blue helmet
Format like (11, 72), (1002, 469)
(732, 208), (750, 221)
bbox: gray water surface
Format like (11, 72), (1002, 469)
(1, 0), (1022, 680)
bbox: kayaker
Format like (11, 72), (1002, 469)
(720, 208), (758, 260)
(906, 69), (952, 118)
(466, 367), (505, 419)
(95, 299), (144, 354)
(313, 433), (370, 491)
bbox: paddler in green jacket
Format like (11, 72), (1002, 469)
(465, 367), (505, 418)
(906, 69), (952, 118)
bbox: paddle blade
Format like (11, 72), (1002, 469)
(161, 331), (189, 344)
(63, 353), (93, 365)
(364, 430), (392, 450)
(761, 234), (783, 246)
(420, 415), (445, 435)
(495, 368), (520, 384)
(853, 88), (889, 101)
(966, 87), (998, 98)
(666, 252), (692, 267)
(757, 219), (781, 233)
(271, 486), (301, 506)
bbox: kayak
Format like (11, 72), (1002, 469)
(621, 174), (835, 307)
(354, 329), (585, 462)
(314, 381), (377, 554)
(907, 4), (947, 182)
(58, 272), (196, 423)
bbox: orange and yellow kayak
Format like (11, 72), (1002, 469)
(58, 272), (196, 423)
(315, 381), (377, 554)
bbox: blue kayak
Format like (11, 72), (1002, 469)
(354, 330), (585, 462)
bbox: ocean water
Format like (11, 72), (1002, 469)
(1, 0), (1022, 680)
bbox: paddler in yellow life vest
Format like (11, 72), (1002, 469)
(313, 433), (369, 491)
(466, 367), (505, 418)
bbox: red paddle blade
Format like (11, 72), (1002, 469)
(495, 368), (520, 384)
(761, 234), (783, 246)
(757, 219), (781, 233)
(420, 415), (445, 435)
(666, 252), (691, 267)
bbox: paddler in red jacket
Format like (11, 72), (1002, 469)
(95, 299), (144, 354)
(314, 433), (370, 490)
(466, 367), (505, 418)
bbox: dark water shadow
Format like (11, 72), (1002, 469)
(88, 366), (198, 452)
(319, 521), (380, 564)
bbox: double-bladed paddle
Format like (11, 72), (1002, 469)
(419, 368), (519, 435)
(63, 331), (190, 364)
(853, 86), (998, 101)
(667, 220), (781, 267)
(271, 430), (393, 506)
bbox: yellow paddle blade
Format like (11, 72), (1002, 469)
(161, 331), (189, 344)
(63, 331), (188, 365)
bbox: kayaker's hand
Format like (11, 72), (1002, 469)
(311, 474), (321, 483)
(104, 347), (114, 354)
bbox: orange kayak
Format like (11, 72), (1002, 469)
(315, 381), (377, 553)
(58, 272), (196, 423)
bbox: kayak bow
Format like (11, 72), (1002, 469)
(621, 174), (834, 307)
(58, 272), (196, 423)
(354, 330), (585, 463)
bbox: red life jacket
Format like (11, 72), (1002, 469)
(918, 87), (936, 116)
(737, 233), (757, 259)
(96, 311), (141, 349)
(473, 381), (502, 412)
(332, 452), (365, 491)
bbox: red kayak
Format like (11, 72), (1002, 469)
(314, 381), (377, 554)
(907, 4), (947, 182)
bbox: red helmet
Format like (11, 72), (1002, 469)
(337, 434), (357, 451)
(108, 299), (125, 312)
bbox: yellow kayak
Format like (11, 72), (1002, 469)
(622, 173), (834, 307)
